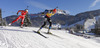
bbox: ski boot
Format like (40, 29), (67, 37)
(47, 32), (52, 34)
(36, 31), (41, 34)
(47, 28), (52, 34)
(20, 25), (23, 28)
(8, 23), (12, 26)
(37, 29), (41, 34)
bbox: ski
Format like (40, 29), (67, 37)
(33, 31), (48, 38)
(43, 32), (63, 39)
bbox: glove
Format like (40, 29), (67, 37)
(50, 10), (53, 12)
(17, 13), (18, 15)
(42, 12), (44, 15)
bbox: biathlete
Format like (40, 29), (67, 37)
(9, 9), (28, 28)
(37, 8), (57, 34)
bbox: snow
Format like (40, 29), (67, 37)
(84, 16), (100, 31)
(0, 26), (100, 48)
(56, 9), (67, 15)
(67, 16), (100, 32)
(68, 19), (85, 28)
(84, 18), (96, 31)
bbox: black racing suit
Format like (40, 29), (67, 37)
(40, 16), (52, 30)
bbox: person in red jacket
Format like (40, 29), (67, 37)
(9, 9), (28, 28)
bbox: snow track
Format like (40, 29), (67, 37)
(0, 26), (100, 48)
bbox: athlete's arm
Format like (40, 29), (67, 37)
(17, 10), (23, 15)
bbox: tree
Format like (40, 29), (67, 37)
(0, 8), (7, 26)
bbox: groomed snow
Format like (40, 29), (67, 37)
(0, 26), (100, 48)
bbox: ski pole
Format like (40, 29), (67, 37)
(55, 6), (58, 9)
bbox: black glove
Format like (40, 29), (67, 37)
(42, 12), (45, 15)
(17, 13), (18, 15)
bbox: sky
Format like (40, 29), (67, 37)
(0, 0), (100, 18)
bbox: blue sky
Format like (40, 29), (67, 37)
(0, 0), (100, 18)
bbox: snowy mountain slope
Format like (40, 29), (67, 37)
(84, 18), (96, 31)
(67, 16), (100, 32)
(84, 16), (100, 31)
(56, 9), (67, 15)
(0, 26), (100, 48)
(95, 16), (100, 22)
(67, 20), (85, 28)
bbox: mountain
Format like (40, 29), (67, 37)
(56, 9), (68, 15)
(75, 9), (100, 22)
(51, 14), (75, 25)
(65, 9), (100, 26)
(3, 9), (100, 28)
(65, 9), (100, 32)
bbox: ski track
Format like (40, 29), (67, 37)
(0, 26), (100, 48)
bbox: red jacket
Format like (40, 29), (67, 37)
(17, 10), (28, 16)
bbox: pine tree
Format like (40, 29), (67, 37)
(0, 8), (3, 26)
(0, 8), (7, 26)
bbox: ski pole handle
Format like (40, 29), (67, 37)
(17, 13), (18, 15)
(26, 6), (29, 9)
(55, 6), (58, 9)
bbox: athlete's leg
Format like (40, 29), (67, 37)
(20, 16), (25, 28)
(9, 15), (21, 25)
(47, 18), (52, 33)
(37, 17), (47, 32)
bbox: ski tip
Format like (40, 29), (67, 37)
(33, 30), (37, 32)
(44, 36), (48, 38)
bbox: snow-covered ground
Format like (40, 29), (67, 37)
(0, 26), (100, 48)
